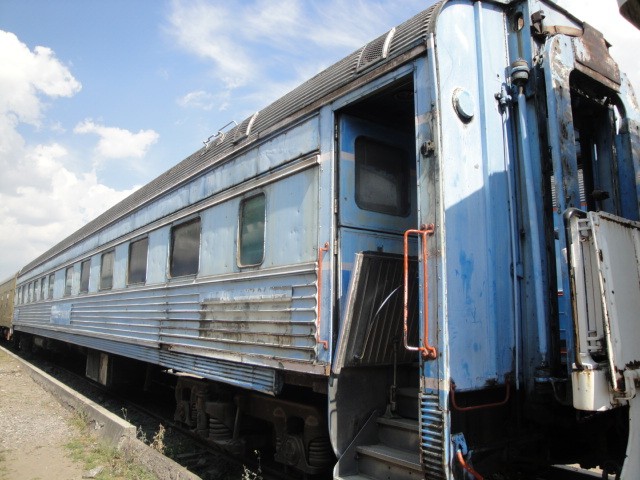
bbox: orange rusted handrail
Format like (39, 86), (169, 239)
(403, 226), (437, 359)
(316, 242), (330, 350)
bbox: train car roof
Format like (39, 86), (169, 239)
(20, 1), (444, 276)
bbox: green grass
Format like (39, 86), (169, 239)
(64, 411), (156, 480)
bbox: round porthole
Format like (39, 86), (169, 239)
(453, 88), (474, 122)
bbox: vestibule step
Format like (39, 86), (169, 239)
(377, 416), (420, 451)
(357, 444), (423, 479)
(396, 387), (420, 420)
(334, 474), (377, 480)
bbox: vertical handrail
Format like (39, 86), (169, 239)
(403, 226), (437, 359)
(316, 242), (330, 350)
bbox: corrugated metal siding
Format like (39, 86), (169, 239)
(20, 2), (444, 276)
(14, 264), (320, 371)
(420, 393), (447, 479)
(14, 324), (280, 394)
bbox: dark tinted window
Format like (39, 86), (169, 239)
(238, 194), (266, 266)
(100, 251), (115, 290)
(48, 274), (55, 299)
(128, 237), (148, 285)
(355, 136), (410, 216)
(80, 260), (91, 293)
(170, 219), (200, 277)
(64, 267), (73, 296)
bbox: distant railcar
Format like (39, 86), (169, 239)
(0, 274), (16, 340)
(11, 1), (640, 478)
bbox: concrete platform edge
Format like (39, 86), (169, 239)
(0, 346), (200, 480)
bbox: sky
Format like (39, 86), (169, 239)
(0, 0), (638, 281)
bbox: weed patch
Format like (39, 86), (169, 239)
(65, 411), (155, 480)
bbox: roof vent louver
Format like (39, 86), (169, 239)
(233, 111), (259, 144)
(357, 27), (396, 72)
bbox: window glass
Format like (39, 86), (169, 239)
(238, 194), (266, 266)
(48, 274), (55, 299)
(100, 251), (115, 290)
(128, 237), (148, 285)
(170, 219), (201, 277)
(80, 260), (91, 293)
(28, 282), (33, 303)
(41, 277), (47, 300)
(355, 136), (410, 216)
(64, 267), (73, 296)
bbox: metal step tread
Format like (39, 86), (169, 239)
(334, 474), (378, 480)
(356, 444), (422, 472)
(396, 387), (419, 396)
(377, 416), (419, 431)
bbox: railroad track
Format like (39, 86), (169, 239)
(7, 345), (307, 480)
(7, 343), (608, 480)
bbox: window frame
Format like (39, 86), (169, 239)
(354, 135), (411, 217)
(80, 259), (91, 294)
(64, 267), (73, 297)
(237, 193), (266, 268)
(127, 236), (149, 285)
(48, 274), (55, 299)
(100, 250), (115, 291)
(40, 277), (47, 300)
(169, 217), (201, 278)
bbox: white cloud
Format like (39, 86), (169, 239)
(0, 32), (139, 279)
(166, 0), (256, 89)
(74, 119), (159, 159)
(0, 141), (139, 280)
(166, 0), (433, 109)
(0, 30), (81, 126)
(177, 90), (230, 111)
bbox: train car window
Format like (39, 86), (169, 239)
(100, 250), (115, 290)
(354, 136), (410, 216)
(40, 277), (46, 300)
(48, 274), (54, 299)
(128, 237), (148, 285)
(64, 267), (73, 296)
(170, 219), (201, 277)
(80, 259), (91, 293)
(28, 282), (33, 303)
(34, 279), (40, 301)
(238, 194), (266, 267)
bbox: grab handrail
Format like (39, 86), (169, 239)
(316, 242), (330, 350)
(403, 226), (437, 359)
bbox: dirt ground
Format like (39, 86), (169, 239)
(0, 348), (84, 480)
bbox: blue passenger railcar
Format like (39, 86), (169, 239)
(12, 1), (640, 478)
